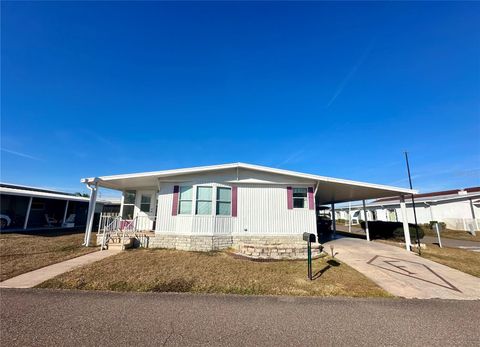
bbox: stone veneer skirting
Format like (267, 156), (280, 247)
(149, 234), (322, 259)
(97, 233), (322, 259)
(149, 234), (233, 252)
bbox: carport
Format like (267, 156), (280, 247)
(312, 176), (417, 249)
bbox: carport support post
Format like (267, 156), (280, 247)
(331, 203), (336, 236)
(62, 200), (69, 226)
(84, 181), (98, 247)
(399, 195), (412, 251)
(362, 200), (370, 241)
(23, 196), (33, 230)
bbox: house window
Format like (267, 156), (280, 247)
(140, 195), (151, 213)
(216, 187), (231, 216)
(122, 190), (136, 219)
(196, 186), (212, 215)
(293, 188), (307, 208)
(178, 186), (193, 214)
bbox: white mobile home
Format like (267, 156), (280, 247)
(82, 163), (415, 257)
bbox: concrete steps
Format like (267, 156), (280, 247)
(107, 236), (134, 251)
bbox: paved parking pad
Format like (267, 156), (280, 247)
(324, 238), (480, 300)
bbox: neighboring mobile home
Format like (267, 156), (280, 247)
(0, 183), (119, 231)
(82, 163), (416, 257)
(335, 187), (480, 233)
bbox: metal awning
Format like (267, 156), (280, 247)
(81, 162), (415, 204)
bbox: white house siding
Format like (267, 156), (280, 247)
(155, 182), (316, 236)
(146, 169), (318, 253)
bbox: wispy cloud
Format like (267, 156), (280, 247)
(276, 150), (305, 168)
(1, 148), (44, 161)
(326, 40), (375, 108)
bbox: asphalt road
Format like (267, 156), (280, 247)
(1, 289), (479, 346)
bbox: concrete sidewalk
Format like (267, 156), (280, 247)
(0, 250), (120, 288)
(324, 238), (480, 300)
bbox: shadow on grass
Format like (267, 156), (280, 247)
(0, 228), (85, 238)
(312, 259), (341, 280)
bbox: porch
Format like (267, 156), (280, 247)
(96, 213), (156, 250)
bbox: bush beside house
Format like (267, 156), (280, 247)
(360, 221), (425, 240)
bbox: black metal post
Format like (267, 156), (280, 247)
(405, 152), (422, 255)
(307, 240), (312, 280)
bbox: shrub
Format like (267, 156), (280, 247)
(429, 221), (446, 230)
(360, 221), (424, 240)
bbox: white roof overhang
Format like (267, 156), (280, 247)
(81, 162), (416, 204)
(0, 187), (90, 202)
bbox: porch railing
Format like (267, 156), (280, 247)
(97, 212), (156, 249)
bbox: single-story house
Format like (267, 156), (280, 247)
(0, 183), (120, 231)
(82, 163), (416, 256)
(335, 187), (480, 233)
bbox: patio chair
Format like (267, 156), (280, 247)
(62, 214), (76, 228)
(44, 214), (59, 227)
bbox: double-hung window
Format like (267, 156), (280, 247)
(140, 195), (151, 212)
(216, 187), (231, 216)
(178, 186), (193, 214)
(293, 188), (307, 208)
(196, 186), (212, 215)
(122, 190), (136, 219)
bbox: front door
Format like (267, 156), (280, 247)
(134, 190), (157, 231)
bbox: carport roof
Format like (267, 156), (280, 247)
(81, 162), (416, 204)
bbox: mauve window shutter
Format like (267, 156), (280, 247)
(172, 185), (179, 216)
(308, 187), (314, 210)
(287, 186), (293, 209)
(231, 186), (238, 217)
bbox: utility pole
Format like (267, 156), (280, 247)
(404, 152), (422, 255)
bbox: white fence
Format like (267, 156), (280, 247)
(444, 218), (479, 233)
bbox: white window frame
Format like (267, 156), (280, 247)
(122, 190), (136, 219)
(178, 186), (193, 215)
(139, 194), (152, 213)
(215, 186), (232, 216)
(195, 186), (213, 216)
(292, 187), (308, 209)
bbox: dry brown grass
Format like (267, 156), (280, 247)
(377, 240), (480, 278)
(420, 246), (480, 278)
(38, 248), (391, 297)
(0, 231), (96, 281)
(424, 228), (480, 242)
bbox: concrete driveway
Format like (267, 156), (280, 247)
(323, 238), (480, 300)
(1, 289), (480, 346)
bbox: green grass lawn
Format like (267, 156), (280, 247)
(38, 248), (391, 298)
(0, 230), (96, 281)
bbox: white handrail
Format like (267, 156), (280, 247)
(99, 215), (156, 250)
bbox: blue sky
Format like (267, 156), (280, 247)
(1, 1), (479, 197)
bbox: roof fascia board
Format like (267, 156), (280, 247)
(81, 162), (416, 195)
